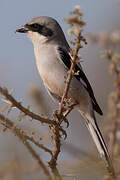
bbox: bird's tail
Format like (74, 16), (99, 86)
(85, 114), (115, 177)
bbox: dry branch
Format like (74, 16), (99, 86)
(0, 87), (57, 126)
(24, 134), (52, 155)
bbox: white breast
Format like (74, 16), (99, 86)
(34, 44), (67, 96)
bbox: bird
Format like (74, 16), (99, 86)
(16, 16), (114, 175)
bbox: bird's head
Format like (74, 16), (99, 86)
(16, 16), (67, 46)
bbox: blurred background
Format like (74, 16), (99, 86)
(0, 0), (120, 179)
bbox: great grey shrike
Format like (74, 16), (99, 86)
(16, 16), (114, 174)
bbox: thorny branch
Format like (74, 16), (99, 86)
(0, 87), (57, 126)
(23, 133), (52, 155)
(59, 7), (86, 116)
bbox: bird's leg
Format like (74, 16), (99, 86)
(61, 101), (78, 127)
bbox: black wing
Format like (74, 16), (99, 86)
(58, 47), (103, 116)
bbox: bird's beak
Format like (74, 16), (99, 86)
(16, 25), (29, 33)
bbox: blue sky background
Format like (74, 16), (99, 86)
(0, 1), (120, 179)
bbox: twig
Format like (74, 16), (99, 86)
(24, 134), (52, 155)
(0, 113), (52, 180)
(0, 87), (57, 126)
(48, 110), (62, 179)
(48, 123), (62, 180)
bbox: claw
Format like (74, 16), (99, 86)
(63, 118), (69, 128)
(59, 127), (67, 139)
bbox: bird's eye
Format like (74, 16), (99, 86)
(31, 23), (39, 29)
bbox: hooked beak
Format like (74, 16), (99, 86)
(16, 25), (29, 33)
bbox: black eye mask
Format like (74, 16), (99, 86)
(25, 23), (53, 37)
